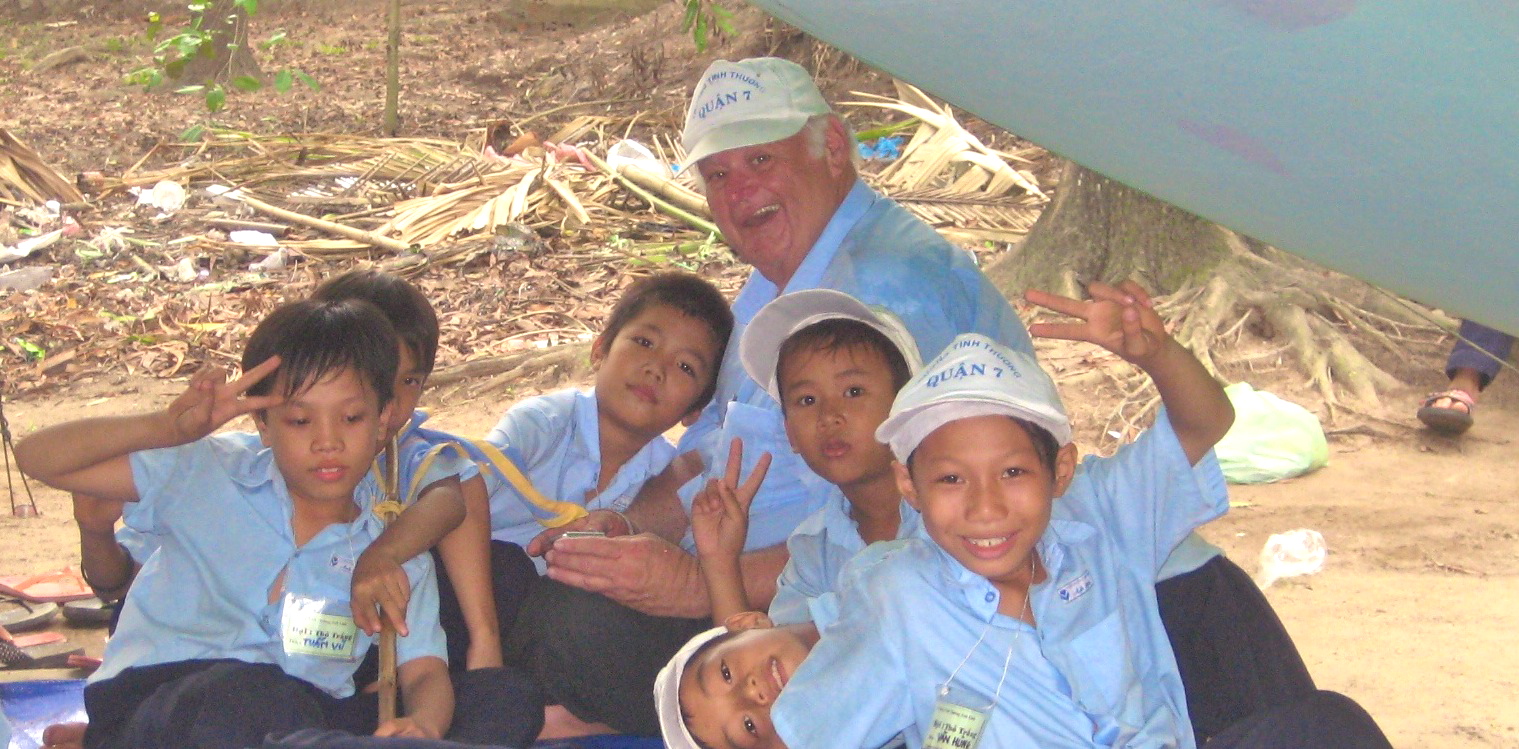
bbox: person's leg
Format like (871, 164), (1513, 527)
(99, 661), (325, 749)
(83, 660), (239, 749)
(1422, 320), (1515, 433)
(432, 547), (472, 669)
(262, 728), (516, 749)
(1204, 690), (1392, 749)
(506, 577), (707, 737)
(446, 666), (544, 746)
(1155, 556), (1316, 744)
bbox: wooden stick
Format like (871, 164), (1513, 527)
(581, 150), (723, 239)
(237, 194), (413, 253)
(205, 218), (290, 236)
(375, 435), (404, 726)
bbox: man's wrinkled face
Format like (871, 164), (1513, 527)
(695, 120), (853, 288)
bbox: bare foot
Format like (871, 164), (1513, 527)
(42, 721), (87, 749)
(536, 704), (615, 740)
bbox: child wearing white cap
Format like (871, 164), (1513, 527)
(657, 281), (1391, 749)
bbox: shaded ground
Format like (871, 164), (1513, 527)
(2, 1), (1518, 747)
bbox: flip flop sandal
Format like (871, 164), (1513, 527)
(0, 633), (85, 669)
(1417, 388), (1476, 435)
(0, 598), (60, 633)
(62, 597), (116, 626)
(0, 566), (94, 603)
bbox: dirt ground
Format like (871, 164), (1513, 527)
(3, 1), (1518, 747)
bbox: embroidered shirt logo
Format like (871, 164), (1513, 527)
(1057, 572), (1093, 603)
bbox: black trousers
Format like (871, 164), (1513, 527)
(509, 555), (1330, 739)
(1205, 690), (1392, 749)
(432, 541), (538, 669)
(263, 729), (517, 749)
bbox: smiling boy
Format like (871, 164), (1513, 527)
(15, 299), (458, 749)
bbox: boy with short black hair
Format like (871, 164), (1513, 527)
(15, 299), (459, 749)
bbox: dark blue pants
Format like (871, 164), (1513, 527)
(1446, 319), (1514, 389)
(1205, 690), (1392, 748)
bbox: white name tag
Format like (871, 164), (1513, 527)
(281, 594), (359, 660)
(925, 698), (988, 749)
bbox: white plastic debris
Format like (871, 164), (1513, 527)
(169, 257), (200, 283)
(228, 230), (280, 247)
(92, 226), (133, 253)
(1255, 528), (1327, 589)
(251, 248), (290, 271)
(0, 228), (63, 264)
(133, 180), (187, 215)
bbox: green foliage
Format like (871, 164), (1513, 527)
(124, 5), (317, 113)
(680, 0), (736, 53)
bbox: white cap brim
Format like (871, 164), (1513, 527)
(739, 289), (923, 404)
(654, 625), (730, 749)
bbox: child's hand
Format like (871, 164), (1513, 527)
(351, 546), (411, 637)
(162, 357), (285, 443)
(374, 716), (441, 740)
(71, 493), (125, 536)
(1027, 280), (1170, 367)
(691, 439), (771, 562)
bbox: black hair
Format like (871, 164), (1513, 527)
(243, 298), (398, 412)
(602, 272), (734, 411)
(313, 269), (440, 375)
(906, 416), (1060, 476)
(775, 318), (912, 407)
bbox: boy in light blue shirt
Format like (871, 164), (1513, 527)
(658, 282), (1391, 749)
(16, 299), (458, 749)
(733, 289), (923, 628)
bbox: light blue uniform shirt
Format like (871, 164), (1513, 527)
(483, 388), (676, 571)
(773, 416), (1228, 749)
(768, 489), (922, 628)
(95, 432), (454, 698)
(676, 179), (1033, 552)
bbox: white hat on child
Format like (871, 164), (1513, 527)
(875, 333), (1072, 463)
(680, 57), (833, 172)
(654, 625), (730, 749)
(739, 288), (923, 404)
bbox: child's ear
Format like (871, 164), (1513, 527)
(724, 611), (774, 632)
(893, 461), (920, 510)
(1052, 443), (1079, 497)
(589, 333), (608, 369)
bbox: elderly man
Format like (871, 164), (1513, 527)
(508, 56), (1032, 737)
(511, 58), (1314, 741)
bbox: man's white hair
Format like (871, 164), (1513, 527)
(689, 113), (861, 195)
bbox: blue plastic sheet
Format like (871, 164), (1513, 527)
(0, 679), (88, 749)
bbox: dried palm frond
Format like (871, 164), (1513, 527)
(0, 128), (84, 204)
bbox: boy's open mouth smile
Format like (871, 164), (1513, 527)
(769, 656), (787, 694)
(962, 533), (1015, 558)
(313, 464), (347, 482)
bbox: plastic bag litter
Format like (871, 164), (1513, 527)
(131, 180), (186, 215)
(1255, 528), (1327, 589)
(1213, 382), (1328, 484)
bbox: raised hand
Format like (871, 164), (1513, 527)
(1026, 280), (1170, 366)
(163, 356), (285, 442)
(692, 438), (772, 562)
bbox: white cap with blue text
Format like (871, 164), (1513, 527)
(740, 289), (924, 404)
(876, 333), (1072, 462)
(680, 57), (832, 171)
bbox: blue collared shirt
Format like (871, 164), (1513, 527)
(676, 180), (1033, 551)
(96, 432), (454, 698)
(773, 415), (1228, 749)
(768, 488), (922, 629)
(482, 388), (676, 569)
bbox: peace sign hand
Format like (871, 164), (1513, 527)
(1026, 280), (1170, 367)
(163, 356), (285, 443)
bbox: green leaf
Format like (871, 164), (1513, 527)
(233, 0), (258, 15)
(174, 84), (205, 94)
(230, 74), (261, 92)
(163, 57), (187, 77)
(694, 12), (709, 52)
(295, 71), (319, 91)
(187, 2), (207, 12)
(273, 68), (293, 93)
(714, 6), (736, 35)
(681, 0), (698, 32)
(205, 84), (226, 112)
(180, 123), (206, 141)
(261, 29), (288, 49)
(14, 338), (45, 361)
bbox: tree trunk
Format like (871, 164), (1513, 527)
(172, 0), (262, 85)
(987, 159), (1233, 301)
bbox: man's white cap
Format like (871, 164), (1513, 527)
(654, 625), (729, 749)
(876, 333), (1072, 462)
(680, 57), (832, 172)
(740, 289), (923, 404)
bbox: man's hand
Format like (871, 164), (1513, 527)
(374, 716), (441, 740)
(163, 356), (285, 443)
(351, 546), (411, 636)
(543, 533), (708, 619)
(524, 508), (632, 558)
